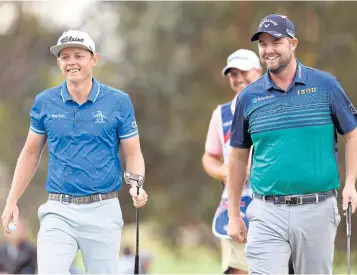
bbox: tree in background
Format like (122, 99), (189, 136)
(1, 2), (357, 253)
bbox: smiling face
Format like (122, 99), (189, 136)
(228, 68), (262, 95)
(57, 47), (99, 83)
(258, 33), (297, 74)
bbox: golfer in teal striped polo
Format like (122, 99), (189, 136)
(227, 14), (357, 274)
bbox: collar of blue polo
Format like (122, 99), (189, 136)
(263, 60), (307, 91)
(60, 77), (101, 103)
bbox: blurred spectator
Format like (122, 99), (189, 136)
(118, 246), (135, 274)
(140, 252), (153, 274)
(0, 220), (36, 274)
(118, 246), (152, 274)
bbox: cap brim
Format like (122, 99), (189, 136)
(251, 31), (289, 42)
(50, 43), (94, 57)
(222, 61), (254, 76)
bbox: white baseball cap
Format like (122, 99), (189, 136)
(50, 30), (96, 57)
(222, 49), (260, 76)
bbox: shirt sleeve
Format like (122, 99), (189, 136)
(230, 95), (252, 148)
(205, 107), (222, 156)
(30, 95), (47, 135)
(117, 95), (139, 140)
(330, 78), (357, 135)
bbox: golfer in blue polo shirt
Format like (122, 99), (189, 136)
(226, 14), (357, 274)
(1, 30), (148, 274)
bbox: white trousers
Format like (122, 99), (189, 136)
(37, 198), (123, 274)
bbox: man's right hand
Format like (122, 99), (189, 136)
(1, 202), (19, 234)
(228, 216), (247, 243)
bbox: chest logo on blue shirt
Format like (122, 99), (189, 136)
(48, 114), (65, 119)
(297, 87), (317, 95)
(93, 111), (107, 124)
(252, 95), (275, 103)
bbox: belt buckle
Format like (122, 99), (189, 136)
(61, 194), (72, 204)
(285, 196), (298, 205)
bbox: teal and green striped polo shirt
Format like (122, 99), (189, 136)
(230, 61), (357, 195)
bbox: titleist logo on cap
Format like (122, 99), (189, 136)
(60, 36), (85, 44)
(228, 55), (249, 62)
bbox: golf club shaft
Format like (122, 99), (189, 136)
(347, 237), (350, 275)
(346, 202), (352, 275)
(134, 186), (140, 274)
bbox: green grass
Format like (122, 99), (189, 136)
(333, 249), (357, 274)
(149, 245), (221, 274)
(121, 223), (221, 274)
(71, 222), (356, 274)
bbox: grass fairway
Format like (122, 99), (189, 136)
(333, 249), (356, 274)
(149, 245), (221, 273)
(71, 221), (356, 274)
(121, 222), (221, 274)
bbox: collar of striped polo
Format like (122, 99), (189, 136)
(263, 60), (307, 91)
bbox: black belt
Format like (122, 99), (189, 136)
(48, 191), (119, 204)
(253, 190), (336, 205)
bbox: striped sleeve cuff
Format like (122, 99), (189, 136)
(119, 130), (138, 140)
(230, 141), (251, 149)
(30, 125), (47, 135)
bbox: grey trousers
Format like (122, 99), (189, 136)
(245, 196), (340, 275)
(37, 198), (123, 274)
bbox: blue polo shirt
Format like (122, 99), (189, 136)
(230, 61), (357, 195)
(30, 78), (138, 196)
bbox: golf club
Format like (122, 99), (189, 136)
(346, 201), (352, 275)
(134, 185), (140, 275)
(124, 171), (144, 275)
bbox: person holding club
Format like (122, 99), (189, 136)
(1, 30), (148, 274)
(227, 13), (357, 274)
(202, 49), (262, 274)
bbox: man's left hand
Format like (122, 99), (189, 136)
(342, 183), (357, 215)
(129, 187), (148, 208)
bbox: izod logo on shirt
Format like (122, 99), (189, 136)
(297, 87), (317, 95)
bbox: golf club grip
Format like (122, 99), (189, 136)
(347, 202), (352, 237)
(134, 254), (139, 274)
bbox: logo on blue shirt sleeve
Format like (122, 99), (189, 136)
(349, 103), (357, 115)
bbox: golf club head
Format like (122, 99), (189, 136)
(124, 171), (144, 188)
